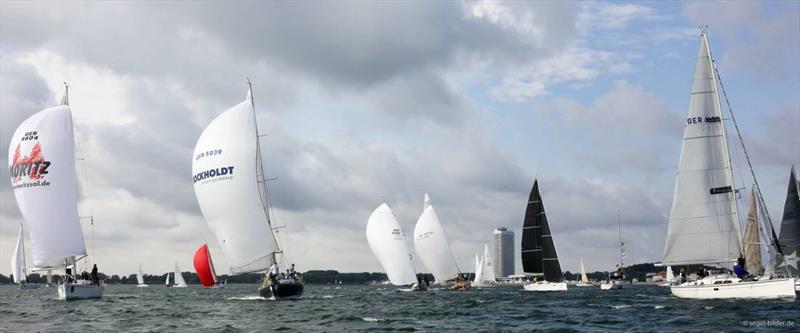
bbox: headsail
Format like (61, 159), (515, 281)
(662, 31), (741, 266)
(12, 225), (26, 283)
(8, 103), (85, 269)
(521, 179), (564, 282)
(742, 189), (763, 275)
(778, 167), (800, 258)
(366, 203), (417, 286)
(194, 243), (219, 287)
(192, 88), (280, 274)
(473, 253), (484, 285)
(413, 193), (460, 283)
(483, 244), (496, 282)
(174, 262), (187, 287)
(579, 258), (589, 283)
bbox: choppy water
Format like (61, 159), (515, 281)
(1, 284), (797, 332)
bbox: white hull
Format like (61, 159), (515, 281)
(173, 284), (187, 288)
(137, 284), (149, 288)
(57, 281), (104, 300)
(600, 281), (623, 290)
(671, 276), (796, 299)
(523, 281), (568, 291)
(575, 282), (592, 287)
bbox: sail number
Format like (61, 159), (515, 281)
(21, 131), (38, 141)
(195, 149), (223, 161)
(686, 116), (721, 124)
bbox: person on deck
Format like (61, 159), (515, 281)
(91, 264), (98, 285)
(679, 269), (687, 284)
(65, 268), (73, 283)
(733, 257), (750, 279)
(287, 264), (296, 280)
(269, 262), (280, 284)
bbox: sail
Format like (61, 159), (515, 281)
(12, 225), (26, 283)
(137, 266), (145, 285)
(473, 254), (484, 284)
(483, 244), (496, 282)
(194, 243), (218, 287)
(666, 266), (675, 284)
(742, 189), (763, 275)
(521, 179), (563, 281)
(413, 193), (460, 283)
(366, 203), (417, 286)
(580, 258), (589, 283)
(192, 91), (279, 274)
(174, 263), (187, 287)
(662, 32), (741, 266)
(165, 273), (170, 286)
(778, 167), (800, 258)
(8, 105), (85, 268)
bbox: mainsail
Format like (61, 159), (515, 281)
(743, 189), (763, 275)
(413, 193), (460, 283)
(192, 87), (280, 274)
(12, 225), (26, 283)
(366, 203), (418, 286)
(579, 258), (589, 283)
(8, 102), (86, 269)
(521, 179), (564, 282)
(174, 263), (187, 287)
(194, 243), (219, 287)
(662, 32), (741, 266)
(778, 167), (800, 257)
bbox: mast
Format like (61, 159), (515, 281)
(617, 214), (623, 269)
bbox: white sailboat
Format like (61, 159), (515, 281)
(473, 253), (484, 286)
(165, 273), (170, 287)
(576, 258), (591, 287)
(661, 30), (795, 299)
(192, 80), (303, 298)
(366, 203), (422, 290)
(413, 194), (460, 284)
(482, 244), (496, 283)
(136, 265), (148, 287)
(8, 85), (103, 300)
(173, 262), (187, 288)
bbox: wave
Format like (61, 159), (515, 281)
(362, 317), (385, 322)
(226, 296), (268, 301)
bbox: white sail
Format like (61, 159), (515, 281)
(473, 254), (484, 284)
(192, 90), (279, 274)
(413, 193), (460, 283)
(165, 273), (170, 286)
(666, 266), (675, 284)
(174, 263), (187, 287)
(580, 258), (589, 283)
(12, 225), (26, 284)
(366, 203), (417, 286)
(137, 266), (145, 285)
(8, 105), (85, 268)
(662, 32), (741, 266)
(483, 244), (496, 282)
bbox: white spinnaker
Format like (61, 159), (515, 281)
(366, 203), (417, 286)
(174, 263), (187, 287)
(483, 244), (496, 282)
(662, 33), (741, 266)
(8, 105), (85, 268)
(12, 225), (26, 283)
(137, 266), (145, 285)
(413, 194), (460, 283)
(193, 94), (279, 274)
(580, 258), (589, 283)
(473, 254), (484, 284)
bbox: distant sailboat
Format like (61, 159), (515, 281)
(194, 243), (224, 288)
(11, 224), (40, 289)
(366, 203), (423, 290)
(778, 166), (799, 283)
(173, 262), (187, 288)
(192, 80), (302, 299)
(660, 30), (795, 299)
(482, 244), (496, 283)
(413, 194), (460, 284)
(576, 258), (591, 287)
(8, 84), (103, 300)
(165, 273), (170, 287)
(137, 266), (148, 287)
(521, 179), (567, 291)
(601, 215), (625, 291)
(473, 254), (484, 285)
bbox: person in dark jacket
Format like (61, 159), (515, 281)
(733, 257), (749, 279)
(91, 264), (98, 284)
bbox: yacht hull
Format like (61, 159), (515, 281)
(671, 277), (796, 299)
(259, 279), (304, 299)
(523, 281), (568, 291)
(58, 282), (104, 300)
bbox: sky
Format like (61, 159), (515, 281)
(0, 1), (798, 277)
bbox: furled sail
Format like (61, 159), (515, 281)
(366, 203), (417, 286)
(12, 225), (26, 284)
(778, 167), (799, 258)
(192, 89), (279, 274)
(483, 244), (496, 282)
(194, 243), (219, 287)
(662, 32), (741, 266)
(521, 179), (564, 282)
(174, 262), (187, 287)
(579, 258), (589, 283)
(742, 189), (763, 275)
(413, 193), (460, 283)
(8, 103), (85, 269)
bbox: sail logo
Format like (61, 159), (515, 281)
(9, 140), (52, 187)
(193, 166), (235, 184)
(392, 228), (405, 240)
(687, 116), (721, 125)
(417, 231), (433, 240)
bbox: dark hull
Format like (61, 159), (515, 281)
(259, 280), (304, 299)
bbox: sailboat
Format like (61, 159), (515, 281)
(575, 258), (591, 287)
(165, 273), (170, 287)
(601, 215), (625, 290)
(366, 203), (423, 290)
(472, 253), (484, 285)
(192, 80), (302, 299)
(413, 194), (465, 289)
(194, 243), (224, 288)
(11, 224), (40, 289)
(660, 30), (795, 299)
(521, 179), (567, 291)
(173, 262), (187, 288)
(482, 244), (496, 284)
(8, 84), (103, 300)
(658, 266), (677, 287)
(136, 265), (148, 287)
(778, 166), (800, 290)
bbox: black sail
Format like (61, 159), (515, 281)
(779, 167), (800, 257)
(520, 179), (563, 282)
